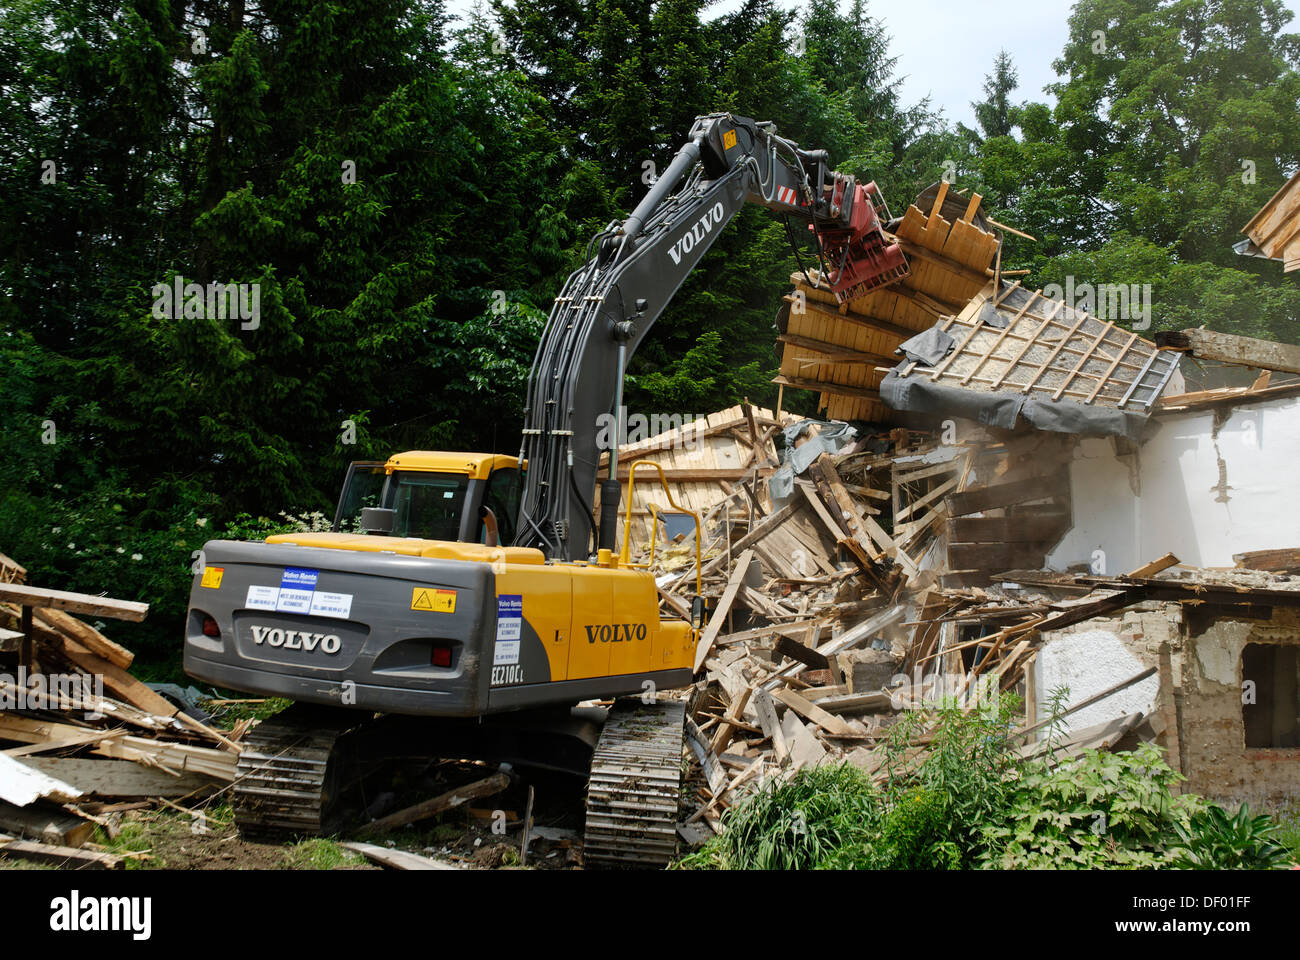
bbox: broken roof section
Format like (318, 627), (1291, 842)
(776, 182), (1183, 439)
(881, 281), (1182, 440)
(775, 181), (1002, 424)
(1238, 168), (1300, 272)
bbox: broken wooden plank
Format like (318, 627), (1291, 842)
(1232, 547), (1300, 575)
(14, 757), (218, 799)
(949, 541), (1051, 571)
(771, 687), (854, 737)
(46, 636), (178, 718)
(1126, 553), (1180, 578)
(693, 548), (754, 673)
(0, 753), (84, 807)
(0, 835), (123, 870)
(1156, 328), (1300, 375)
(0, 799), (95, 847)
(340, 841), (462, 870)
(772, 635), (829, 671)
(34, 606), (134, 669)
(0, 584), (148, 622)
(708, 687), (753, 757)
(366, 772), (510, 834)
(750, 687), (789, 762)
(950, 513), (1071, 543)
(1016, 712), (1146, 761)
(945, 474), (1069, 517)
(813, 691), (896, 715)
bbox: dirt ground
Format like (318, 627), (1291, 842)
(0, 761), (588, 871)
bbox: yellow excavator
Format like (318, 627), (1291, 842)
(184, 113), (904, 865)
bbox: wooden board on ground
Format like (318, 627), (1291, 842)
(340, 841), (462, 871)
(0, 835), (122, 870)
(366, 772), (510, 834)
(14, 757), (220, 799)
(0, 799), (95, 848)
(771, 687), (855, 736)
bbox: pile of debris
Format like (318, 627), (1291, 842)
(0, 551), (238, 869)
(640, 419), (1300, 843)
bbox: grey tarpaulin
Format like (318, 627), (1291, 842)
(977, 298), (1009, 329)
(879, 368), (1155, 441)
(768, 419), (859, 502)
(895, 326), (955, 366)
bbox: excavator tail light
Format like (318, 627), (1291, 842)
(202, 615), (221, 638)
(431, 643), (453, 668)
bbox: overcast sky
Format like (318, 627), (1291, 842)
(445, 0), (1299, 129)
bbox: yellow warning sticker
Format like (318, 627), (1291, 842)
(412, 587), (456, 613)
(722, 129), (737, 150)
(200, 566), (224, 589)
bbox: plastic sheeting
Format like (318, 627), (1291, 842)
(879, 368), (1154, 441)
(894, 326), (955, 366)
(768, 419), (859, 502)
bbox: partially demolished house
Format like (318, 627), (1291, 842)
(618, 180), (1300, 842)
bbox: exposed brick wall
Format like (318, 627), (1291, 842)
(1175, 606), (1300, 805)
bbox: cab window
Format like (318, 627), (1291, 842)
(482, 466), (521, 545)
(333, 462), (386, 531)
(391, 472), (469, 540)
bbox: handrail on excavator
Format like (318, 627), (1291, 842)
(618, 458), (703, 600)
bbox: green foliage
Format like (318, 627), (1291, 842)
(1172, 803), (1293, 870)
(1273, 799), (1300, 862)
(875, 788), (960, 870)
(675, 763), (882, 870)
(679, 690), (1295, 871)
(961, 0), (1300, 343)
(984, 743), (1202, 869)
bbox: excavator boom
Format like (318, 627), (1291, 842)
(515, 113), (904, 561)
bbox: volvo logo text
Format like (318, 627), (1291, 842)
(585, 623), (648, 644)
(666, 202), (726, 265)
(249, 625), (342, 654)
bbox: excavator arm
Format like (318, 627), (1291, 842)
(515, 113), (905, 560)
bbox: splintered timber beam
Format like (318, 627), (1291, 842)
(694, 549), (754, 672)
(0, 584), (148, 622)
(1156, 328), (1300, 375)
(365, 772), (510, 834)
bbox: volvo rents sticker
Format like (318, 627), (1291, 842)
(494, 594), (523, 666)
(276, 567), (319, 614)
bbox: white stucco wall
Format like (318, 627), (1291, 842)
(1046, 394), (1300, 575)
(1036, 629), (1159, 734)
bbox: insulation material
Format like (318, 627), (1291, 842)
(0, 753), (84, 807)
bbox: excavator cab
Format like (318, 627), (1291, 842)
(331, 452), (522, 546)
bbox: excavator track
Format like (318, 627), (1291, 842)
(583, 698), (686, 868)
(233, 709), (361, 838)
